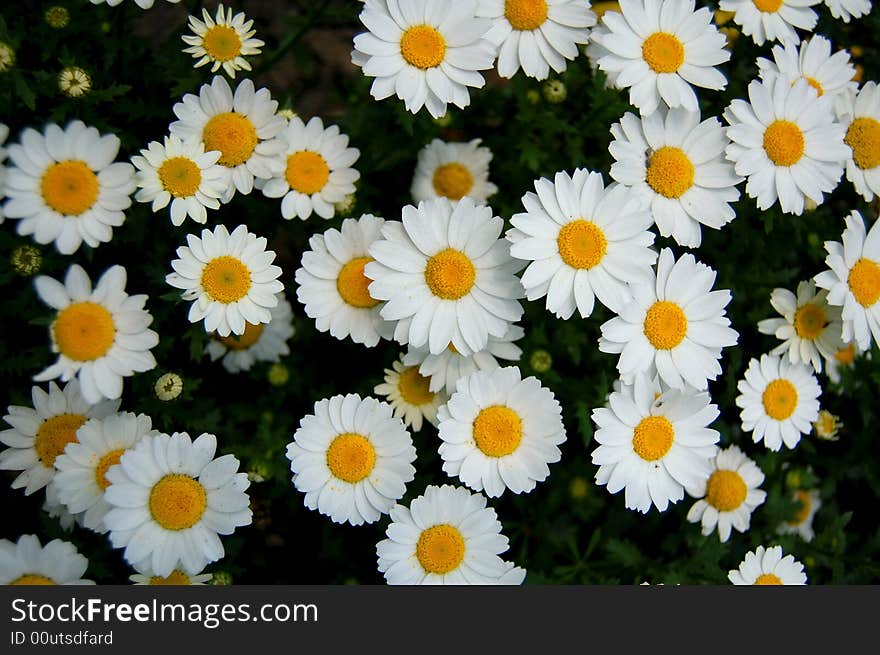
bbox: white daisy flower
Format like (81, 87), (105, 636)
(728, 545), (807, 585)
(824, 0), (872, 22)
(717, 0), (820, 46)
(286, 394), (417, 526)
(166, 223), (285, 338)
(411, 138), (498, 204)
(0, 534), (94, 585)
(686, 445), (767, 542)
(366, 197), (525, 357)
(477, 0), (596, 81)
(724, 75), (848, 216)
(437, 366), (565, 498)
(182, 3), (265, 79)
(295, 213), (394, 348)
(591, 373), (720, 514)
(53, 412), (156, 533)
(823, 340), (860, 384)
(0, 123), (8, 223)
(169, 76), (286, 203)
(376, 484), (525, 584)
(103, 431), (252, 578)
(0, 380), (119, 495)
(757, 280), (844, 374)
(374, 357), (447, 431)
(89, 0), (181, 9)
(778, 488), (821, 541)
(609, 108), (742, 248)
(841, 81), (880, 202)
(588, 0), (730, 116)
(205, 293), (295, 373)
(599, 247), (738, 391)
(260, 116), (360, 220)
(735, 354), (821, 451)
(507, 169), (657, 319)
(814, 210), (880, 351)
(130, 565), (213, 585)
(351, 0), (496, 118)
(33, 264), (159, 403)
(2, 120), (135, 254)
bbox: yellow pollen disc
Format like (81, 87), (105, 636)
(432, 163), (474, 200)
(53, 301), (116, 361)
(705, 469), (748, 512)
(632, 415), (674, 462)
(40, 160), (99, 216)
(10, 575), (56, 585)
(557, 220), (608, 269)
(398, 366), (435, 406)
(646, 146), (695, 198)
(643, 301), (688, 350)
(202, 112), (258, 168)
(337, 256), (380, 309)
(793, 303), (828, 339)
(845, 117), (880, 170)
(400, 25), (446, 69)
(504, 0), (548, 31)
(788, 489), (813, 525)
(202, 24), (242, 62)
(149, 570), (192, 585)
(472, 405), (523, 458)
(752, 0), (783, 12)
(326, 433), (376, 483)
(286, 150), (330, 195)
(201, 255), (252, 304)
(149, 474), (208, 531)
(848, 258), (880, 307)
(34, 414), (86, 468)
(424, 248), (476, 300)
(217, 322), (265, 351)
(762, 378), (798, 421)
(158, 156), (202, 198)
(754, 573), (784, 585)
(416, 524), (466, 574)
(642, 32), (685, 74)
(94, 448), (125, 490)
(835, 343), (856, 365)
(763, 120), (805, 167)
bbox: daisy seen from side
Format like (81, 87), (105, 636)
(778, 488), (821, 541)
(728, 545), (807, 585)
(411, 138), (498, 204)
(182, 3), (265, 79)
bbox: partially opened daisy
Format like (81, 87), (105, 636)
(260, 115), (360, 220)
(103, 431), (252, 578)
(823, 0), (871, 23)
(374, 357), (447, 431)
(0, 380), (119, 495)
(591, 373), (720, 514)
(477, 0), (596, 80)
(351, 0), (496, 118)
(166, 223), (284, 338)
(286, 394), (417, 526)
(841, 81), (880, 202)
(34, 264), (159, 403)
(686, 445), (767, 542)
(367, 197), (525, 356)
(507, 169), (657, 319)
(778, 488), (821, 541)
(609, 108), (742, 248)
(717, 0), (820, 46)
(724, 75), (848, 216)
(0, 123), (8, 223)
(295, 214), (393, 348)
(182, 3), (265, 78)
(736, 354), (821, 451)
(130, 565), (213, 585)
(0, 534), (94, 585)
(2, 120), (135, 254)
(599, 248), (738, 390)
(728, 545), (807, 585)
(588, 0), (730, 116)
(376, 484), (525, 584)
(411, 138), (498, 204)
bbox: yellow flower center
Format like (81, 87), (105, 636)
(845, 117), (880, 170)
(416, 524), (466, 574)
(632, 415), (675, 462)
(158, 156), (202, 198)
(337, 256), (380, 309)
(424, 248), (476, 300)
(94, 448), (125, 490)
(149, 569), (193, 585)
(788, 489), (813, 525)
(40, 160), (99, 216)
(285, 150), (330, 195)
(397, 366), (435, 406)
(149, 474), (208, 531)
(645, 146), (695, 198)
(643, 301), (688, 350)
(201, 255), (251, 304)
(34, 414), (87, 468)
(752, 0), (783, 12)
(754, 573), (784, 585)
(763, 120), (805, 167)
(202, 24), (242, 62)
(705, 469), (748, 512)
(504, 0), (548, 31)
(472, 405), (522, 457)
(641, 32), (685, 74)
(798, 76), (824, 96)
(217, 322), (265, 351)
(835, 342), (856, 365)
(762, 378), (798, 421)
(202, 112), (258, 168)
(10, 574), (56, 585)
(432, 163), (474, 200)
(53, 301), (116, 362)
(848, 258), (880, 307)
(557, 220), (608, 269)
(793, 303), (828, 339)
(400, 25), (446, 69)
(326, 433), (376, 483)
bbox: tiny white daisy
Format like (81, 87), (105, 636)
(411, 138), (498, 204)
(0, 123), (8, 223)
(182, 3), (265, 79)
(728, 545), (807, 585)
(374, 357), (447, 431)
(718, 0), (821, 47)
(778, 488), (821, 541)
(840, 81), (880, 202)
(130, 565), (213, 585)
(0, 534), (94, 585)
(824, 0), (872, 22)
